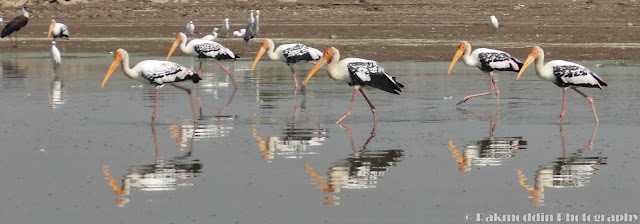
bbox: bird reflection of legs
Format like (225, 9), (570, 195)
(216, 87), (237, 117)
(151, 84), (198, 125)
(457, 72), (499, 106)
(489, 108), (500, 138)
(337, 123), (376, 156)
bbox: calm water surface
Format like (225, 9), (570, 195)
(1, 51), (639, 223)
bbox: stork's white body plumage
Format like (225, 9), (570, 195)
(448, 41), (523, 105)
(251, 39), (323, 88)
(517, 46), (607, 123)
(302, 47), (404, 123)
(102, 49), (202, 124)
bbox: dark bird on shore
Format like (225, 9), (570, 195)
(1, 7), (32, 48)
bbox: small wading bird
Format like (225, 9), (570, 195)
(47, 19), (69, 40)
(516, 46), (607, 123)
(201, 28), (218, 41)
(243, 10), (256, 44)
(302, 47), (404, 123)
(220, 18), (229, 38)
(50, 41), (61, 69)
(490, 15), (499, 31)
(448, 41), (523, 105)
(233, 29), (246, 38)
(167, 32), (238, 88)
(102, 49), (202, 124)
(1, 7), (31, 47)
(251, 39), (323, 88)
(186, 21), (195, 37)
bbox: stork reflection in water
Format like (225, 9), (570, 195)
(517, 124), (605, 207)
(304, 124), (403, 205)
(449, 109), (527, 172)
(102, 124), (202, 207)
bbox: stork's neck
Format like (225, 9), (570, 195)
(22, 8), (30, 18)
(326, 48), (342, 81)
(534, 49), (546, 76)
(461, 45), (477, 67)
(179, 35), (189, 53)
(118, 51), (135, 80)
(265, 40), (277, 60)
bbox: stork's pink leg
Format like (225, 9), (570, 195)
(358, 88), (377, 122)
(559, 89), (568, 123)
(171, 84), (197, 122)
(290, 66), (299, 89)
(214, 60), (237, 89)
(151, 88), (159, 125)
(491, 73), (500, 105)
(571, 87), (599, 123)
(337, 89), (358, 123)
(457, 72), (494, 105)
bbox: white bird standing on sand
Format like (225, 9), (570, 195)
(47, 19), (69, 40)
(448, 41), (523, 105)
(490, 15), (499, 31)
(50, 41), (61, 68)
(302, 47), (404, 123)
(516, 46), (607, 123)
(251, 38), (323, 88)
(167, 32), (238, 88)
(101, 49), (202, 124)
(220, 18), (229, 38)
(233, 29), (246, 38)
(254, 10), (260, 36)
(186, 21), (195, 37)
(201, 28), (218, 41)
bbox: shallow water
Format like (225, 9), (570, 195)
(1, 51), (639, 223)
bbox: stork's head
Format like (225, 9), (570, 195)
(47, 19), (56, 39)
(302, 47), (334, 86)
(447, 41), (469, 75)
(167, 33), (186, 61)
(517, 46), (542, 80)
(102, 49), (125, 88)
(251, 39), (273, 70)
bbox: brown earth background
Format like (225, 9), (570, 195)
(1, 0), (640, 62)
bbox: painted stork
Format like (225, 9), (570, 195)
(243, 10), (255, 44)
(50, 41), (61, 69)
(1, 7), (31, 48)
(302, 47), (404, 123)
(220, 18), (229, 38)
(251, 38), (323, 88)
(201, 28), (218, 41)
(102, 49), (202, 124)
(447, 41), (523, 105)
(490, 15), (499, 31)
(186, 21), (195, 37)
(516, 46), (607, 123)
(167, 32), (238, 88)
(47, 19), (69, 40)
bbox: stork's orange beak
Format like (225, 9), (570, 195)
(302, 48), (333, 86)
(251, 40), (269, 70)
(47, 19), (55, 39)
(447, 45), (465, 75)
(517, 49), (537, 80)
(166, 33), (183, 61)
(102, 52), (123, 88)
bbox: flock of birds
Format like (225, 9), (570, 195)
(0, 7), (607, 125)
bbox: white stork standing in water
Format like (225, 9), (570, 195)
(251, 39), (323, 89)
(186, 21), (195, 38)
(1, 7), (31, 48)
(167, 32), (238, 88)
(447, 41), (523, 105)
(47, 19), (69, 40)
(517, 46), (607, 123)
(102, 49), (202, 124)
(302, 47), (404, 123)
(220, 18), (229, 38)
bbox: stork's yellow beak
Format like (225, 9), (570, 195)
(516, 54), (536, 81)
(166, 33), (183, 61)
(447, 47), (464, 75)
(251, 40), (269, 70)
(47, 19), (55, 39)
(102, 52), (123, 88)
